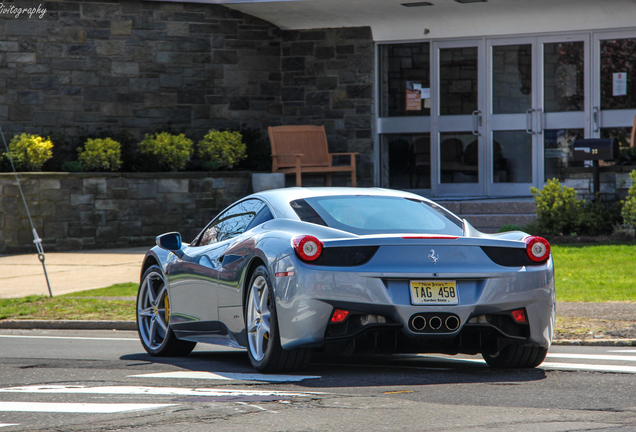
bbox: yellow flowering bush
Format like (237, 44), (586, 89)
(78, 138), (122, 172)
(198, 130), (246, 170)
(138, 132), (193, 172)
(8, 133), (54, 171)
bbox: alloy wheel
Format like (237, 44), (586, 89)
(137, 271), (170, 350)
(246, 275), (271, 361)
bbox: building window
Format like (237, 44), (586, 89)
(601, 38), (636, 110)
(379, 43), (431, 117)
(381, 134), (431, 189)
(544, 129), (584, 181)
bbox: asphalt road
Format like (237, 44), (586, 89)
(1, 329), (636, 431)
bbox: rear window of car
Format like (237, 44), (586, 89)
(290, 196), (464, 236)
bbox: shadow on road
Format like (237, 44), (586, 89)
(120, 350), (547, 388)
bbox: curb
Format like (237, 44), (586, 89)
(0, 320), (136, 331)
(553, 339), (636, 347)
(1, 321), (635, 347)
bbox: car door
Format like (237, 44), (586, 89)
(167, 199), (268, 335)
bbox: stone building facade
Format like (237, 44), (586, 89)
(0, 0), (375, 185)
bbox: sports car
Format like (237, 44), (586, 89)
(136, 187), (555, 373)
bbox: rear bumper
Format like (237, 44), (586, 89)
(273, 255), (555, 353)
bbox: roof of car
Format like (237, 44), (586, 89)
(253, 187), (424, 200)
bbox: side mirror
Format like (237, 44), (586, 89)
(156, 232), (184, 258)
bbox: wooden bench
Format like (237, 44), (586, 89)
(268, 125), (357, 187)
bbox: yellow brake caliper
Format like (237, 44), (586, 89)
(164, 295), (170, 322)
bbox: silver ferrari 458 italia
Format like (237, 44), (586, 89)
(136, 187), (555, 373)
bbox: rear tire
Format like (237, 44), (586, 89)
(482, 344), (547, 369)
(245, 265), (312, 373)
(137, 265), (196, 357)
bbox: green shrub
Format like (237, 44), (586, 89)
(531, 179), (621, 236)
(77, 138), (122, 172)
(8, 133), (54, 171)
(138, 132), (193, 172)
(0, 153), (11, 172)
(577, 197), (621, 236)
(61, 161), (84, 172)
(198, 130), (246, 170)
(531, 178), (582, 235)
(621, 170), (636, 229)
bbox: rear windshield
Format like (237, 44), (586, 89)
(290, 196), (464, 236)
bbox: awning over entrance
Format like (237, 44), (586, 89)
(198, 0), (636, 41)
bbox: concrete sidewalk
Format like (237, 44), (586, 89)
(0, 247), (148, 298)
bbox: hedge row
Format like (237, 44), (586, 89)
(0, 127), (272, 173)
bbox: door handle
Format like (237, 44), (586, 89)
(593, 106), (600, 133)
(526, 109), (535, 134)
(472, 110), (482, 136)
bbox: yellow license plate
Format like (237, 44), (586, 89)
(410, 281), (459, 305)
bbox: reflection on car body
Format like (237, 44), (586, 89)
(136, 187), (555, 373)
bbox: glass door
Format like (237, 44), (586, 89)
(486, 35), (590, 194)
(592, 31), (636, 147)
(486, 37), (538, 195)
(540, 34), (589, 182)
(432, 39), (485, 196)
(377, 42), (432, 194)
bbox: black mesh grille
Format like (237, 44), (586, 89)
(311, 246), (379, 267)
(481, 246), (548, 267)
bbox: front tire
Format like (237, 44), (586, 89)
(482, 344), (547, 369)
(245, 265), (311, 373)
(137, 265), (196, 357)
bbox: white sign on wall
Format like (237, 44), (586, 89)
(613, 72), (627, 96)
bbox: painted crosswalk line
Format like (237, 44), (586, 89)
(0, 385), (320, 397)
(0, 402), (175, 413)
(129, 371), (320, 382)
(417, 354), (636, 373)
(541, 362), (636, 373)
(0, 425), (19, 428)
(546, 353), (636, 362)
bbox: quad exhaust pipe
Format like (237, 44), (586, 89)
(411, 316), (426, 331)
(409, 313), (460, 333)
(445, 315), (460, 331)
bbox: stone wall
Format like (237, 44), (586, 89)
(0, 172), (250, 254)
(280, 27), (375, 185)
(0, 0), (376, 185)
(0, 1), (282, 140)
(563, 167), (636, 201)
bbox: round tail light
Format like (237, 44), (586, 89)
(292, 235), (323, 262)
(525, 236), (551, 262)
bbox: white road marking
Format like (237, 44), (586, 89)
(129, 371), (320, 382)
(0, 425), (19, 428)
(547, 353), (636, 362)
(0, 385), (320, 397)
(608, 349), (636, 353)
(419, 355), (636, 373)
(0, 335), (137, 342)
(0, 402), (175, 413)
(541, 362), (636, 374)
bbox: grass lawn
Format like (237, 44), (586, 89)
(0, 244), (634, 322)
(0, 283), (137, 321)
(552, 243), (636, 302)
